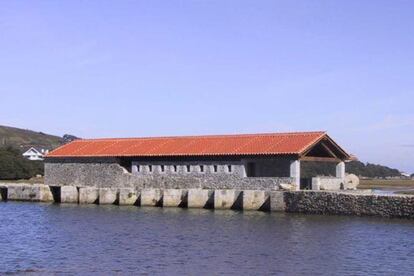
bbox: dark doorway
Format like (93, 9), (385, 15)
(49, 186), (61, 203)
(300, 178), (312, 190)
(246, 162), (256, 177)
(0, 187), (7, 200)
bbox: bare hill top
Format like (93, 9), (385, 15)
(0, 125), (64, 151)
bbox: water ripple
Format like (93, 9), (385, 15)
(0, 202), (413, 275)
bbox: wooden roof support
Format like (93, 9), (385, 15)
(299, 156), (341, 163)
(320, 141), (338, 159)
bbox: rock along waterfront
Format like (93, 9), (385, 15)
(0, 183), (413, 219)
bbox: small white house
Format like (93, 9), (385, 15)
(22, 147), (48, 161)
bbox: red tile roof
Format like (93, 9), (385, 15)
(47, 131), (346, 158)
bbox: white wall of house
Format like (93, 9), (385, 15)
(22, 147), (45, 161)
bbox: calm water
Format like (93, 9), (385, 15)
(1, 202), (413, 275)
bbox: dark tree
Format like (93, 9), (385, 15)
(0, 146), (43, 180)
(62, 134), (80, 144)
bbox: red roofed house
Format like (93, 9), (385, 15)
(44, 131), (351, 191)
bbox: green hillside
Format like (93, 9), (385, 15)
(0, 125), (64, 151)
(0, 146), (43, 180)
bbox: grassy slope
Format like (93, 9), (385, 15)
(0, 125), (63, 151)
(359, 179), (414, 188)
(359, 179), (414, 195)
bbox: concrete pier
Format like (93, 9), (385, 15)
(214, 190), (242, 210)
(99, 188), (118, 205)
(1, 184), (413, 219)
(79, 187), (99, 204)
(60, 186), (78, 203)
(6, 184), (53, 202)
(140, 188), (162, 206)
(163, 189), (186, 207)
(119, 188), (139, 205)
(187, 189), (214, 208)
(242, 190), (268, 211)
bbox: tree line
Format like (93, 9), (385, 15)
(301, 160), (402, 178)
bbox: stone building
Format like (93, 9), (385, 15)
(44, 131), (351, 191)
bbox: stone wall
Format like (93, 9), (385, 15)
(45, 160), (136, 188)
(283, 191), (414, 219)
(132, 161), (246, 177)
(45, 159), (293, 191)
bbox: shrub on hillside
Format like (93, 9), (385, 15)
(0, 146), (44, 180)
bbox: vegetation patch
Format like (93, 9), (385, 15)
(301, 161), (402, 178)
(0, 146), (44, 180)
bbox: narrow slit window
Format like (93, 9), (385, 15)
(161, 165), (165, 172)
(173, 165), (178, 172)
(213, 165), (218, 173)
(149, 165), (152, 172)
(186, 165), (191, 172)
(137, 165), (140, 172)
(200, 165), (204, 172)
(228, 165), (232, 173)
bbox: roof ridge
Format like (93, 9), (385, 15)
(77, 131), (327, 142)
(46, 131), (346, 159)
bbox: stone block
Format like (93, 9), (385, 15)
(6, 184), (54, 202)
(270, 191), (286, 212)
(311, 178), (321, 191)
(37, 185), (54, 202)
(60, 186), (79, 203)
(163, 189), (186, 207)
(187, 189), (213, 208)
(99, 188), (118, 205)
(119, 188), (139, 205)
(140, 189), (162, 206)
(312, 177), (343, 191)
(243, 190), (267, 211)
(214, 189), (241, 210)
(79, 187), (99, 204)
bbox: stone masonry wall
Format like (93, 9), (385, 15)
(283, 191), (414, 219)
(132, 161), (246, 177)
(45, 160), (293, 191)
